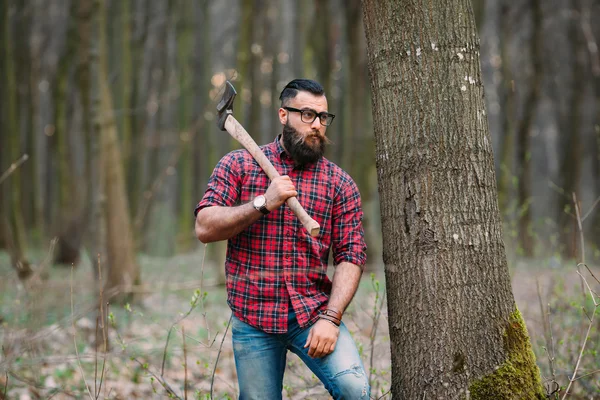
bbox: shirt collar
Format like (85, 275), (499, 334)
(274, 135), (290, 161)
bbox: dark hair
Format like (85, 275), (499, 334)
(279, 79), (325, 106)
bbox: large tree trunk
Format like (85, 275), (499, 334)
(97, 0), (140, 301)
(362, 1), (544, 398)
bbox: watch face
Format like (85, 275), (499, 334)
(254, 195), (266, 208)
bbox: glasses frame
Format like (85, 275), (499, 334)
(283, 107), (336, 127)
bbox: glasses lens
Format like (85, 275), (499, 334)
(321, 114), (334, 126)
(301, 110), (316, 123)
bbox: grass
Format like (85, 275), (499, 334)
(0, 246), (391, 399)
(1, 241), (599, 398)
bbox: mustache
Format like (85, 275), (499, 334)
(292, 131), (333, 146)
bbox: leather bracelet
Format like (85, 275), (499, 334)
(318, 314), (341, 327)
(318, 311), (341, 324)
(319, 316), (340, 328)
(321, 308), (342, 322)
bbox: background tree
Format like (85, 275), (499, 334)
(97, 0), (140, 300)
(362, 0), (544, 397)
(1, 0), (33, 282)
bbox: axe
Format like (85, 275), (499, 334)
(216, 81), (320, 237)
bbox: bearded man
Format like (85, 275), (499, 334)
(195, 79), (369, 400)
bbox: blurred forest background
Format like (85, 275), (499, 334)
(1, 0), (600, 398)
(1, 0), (600, 283)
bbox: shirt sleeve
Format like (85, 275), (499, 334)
(331, 176), (367, 268)
(194, 151), (242, 217)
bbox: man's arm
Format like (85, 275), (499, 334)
(195, 175), (298, 243)
(195, 203), (262, 243)
(328, 261), (363, 313)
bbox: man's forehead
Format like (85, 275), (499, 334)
(289, 91), (328, 110)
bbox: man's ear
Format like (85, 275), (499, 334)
(278, 108), (287, 125)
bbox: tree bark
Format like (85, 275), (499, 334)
(362, 1), (544, 398)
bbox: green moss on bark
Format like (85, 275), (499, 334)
(469, 307), (545, 399)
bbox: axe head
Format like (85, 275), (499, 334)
(216, 81), (237, 131)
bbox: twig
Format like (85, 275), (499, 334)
(547, 303), (557, 382)
(560, 309), (596, 399)
(561, 197), (598, 399)
(573, 368), (600, 381)
(182, 326), (188, 400)
(576, 270), (599, 307)
(96, 255), (108, 399)
(71, 265), (94, 399)
(537, 280), (556, 385)
(211, 313), (232, 400)
(572, 193), (585, 265)
(0, 154), (29, 185)
(584, 264), (600, 285)
(131, 358), (181, 399)
(160, 288), (203, 377)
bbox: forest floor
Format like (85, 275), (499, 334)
(0, 247), (599, 399)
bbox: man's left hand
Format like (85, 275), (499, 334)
(304, 319), (340, 358)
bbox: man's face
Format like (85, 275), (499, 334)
(279, 91), (330, 167)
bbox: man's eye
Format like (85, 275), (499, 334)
(303, 111), (316, 119)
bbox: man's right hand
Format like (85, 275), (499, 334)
(264, 175), (298, 211)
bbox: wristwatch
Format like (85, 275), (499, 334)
(253, 195), (270, 215)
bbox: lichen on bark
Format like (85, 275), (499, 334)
(469, 307), (545, 399)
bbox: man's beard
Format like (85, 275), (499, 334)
(282, 121), (327, 168)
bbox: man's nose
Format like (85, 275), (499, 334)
(310, 117), (321, 130)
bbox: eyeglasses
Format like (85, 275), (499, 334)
(283, 107), (335, 126)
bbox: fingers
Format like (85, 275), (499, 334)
(304, 328), (313, 349)
(305, 320), (339, 358)
(265, 175), (297, 210)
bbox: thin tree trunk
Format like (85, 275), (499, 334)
(120, 0), (134, 187)
(146, 0), (178, 257)
(234, 0), (254, 138)
(135, 0), (167, 247)
(496, 1), (515, 216)
(362, 0), (544, 398)
(558, 0), (585, 260)
(1, 0), (33, 280)
(54, 0), (85, 266)
(516, 0), (543, 258)
(97, 0), (140, 301)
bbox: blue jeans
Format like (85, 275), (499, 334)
(231, 309), (370, 400)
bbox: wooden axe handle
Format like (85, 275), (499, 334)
(224, 116), (320, 237)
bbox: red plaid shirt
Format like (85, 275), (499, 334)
(195, 136), (367, 333)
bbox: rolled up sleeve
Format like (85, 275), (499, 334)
(331, 178), (367, 268)
(194, 152), (241, 217)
